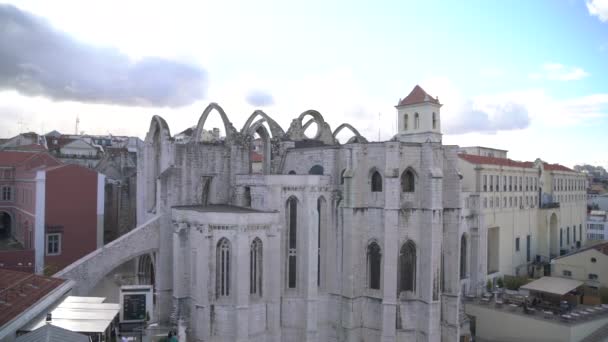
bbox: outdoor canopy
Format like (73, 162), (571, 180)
(520, 276), (584, 296)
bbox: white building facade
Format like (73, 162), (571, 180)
(587, 210), (608, 241)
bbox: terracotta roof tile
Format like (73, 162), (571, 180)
(458, 153), (534, 168)
(397, 85), (440, 106)
(543, 163), (574, 172)
(0, 269), (65, 328)
(0, 151), (41, 167)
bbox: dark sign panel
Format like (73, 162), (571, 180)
(123, 294), (147, 321)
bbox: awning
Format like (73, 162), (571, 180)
(21, 296), (120, 333)
(520, 276), (584, 296)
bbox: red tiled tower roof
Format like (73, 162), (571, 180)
(397, 85), (440, 106)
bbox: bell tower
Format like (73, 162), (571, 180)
(395, 85), (442, 143)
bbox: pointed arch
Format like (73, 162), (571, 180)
(401, 168), (416, 192)
(367, 240), (382, 290)
(398, 240), (416, 294)
(144, 115), (171, 213)
(194, 103), (236, 143)
(248, 119), (272, 174)
(250, 237), (263, 296)
(216, 237), (231, 297)
(286, 196), (299, 289)
(460, 234), (468, 279)
(297, 110), (326, 140)
(371, 170), (383, 192)
(241, 109), (285, 138)
(332, 123), (368, 144)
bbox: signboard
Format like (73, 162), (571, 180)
(119, 285), (153, 323)
(123, 294), (147, 321)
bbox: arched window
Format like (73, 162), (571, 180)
(460, 235), (467, 279)
(414, 113), (420, 129)
(432, 112), (437, 129)
(403, 114), (408, 130)
(398, 241), (416, 294)
(401, 169), (415, 192)
(243, 187), (251, 207)
(288, 170), (296, 175)
(309, 165), (324, 175)
(216, 238), (231, 297)
(286, 197), (298, 288)
(367, 242), (382, 290)
(250, 238), (263, 296)
(371, 171), (383, 192)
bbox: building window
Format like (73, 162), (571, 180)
(46, 233), (61, 256)
(579, 225), (582, 243)
(563, 270), (572, 277)
(503, 176), (507, 191)
(515, 237), (520, 251)
(460, 235), (467, 279)
(526, 235), (531, 262)
(567, 227), (570, 245)
(403, 114), (408, 130)
(509, 176), (512, 191)
(490, 175), (493, 192)
(573, 226), (576, 242)
(340, 169), (346, 185)
(286, 197), (298, 289)
(483, 198), (487, 208)
(367, 241), (382, 290)
(1, 186), (12, 201)
(495, 175), (499, 192)
(398, 240), (416, 294)
(589, 273), (598, 280)
(432, 112), (437, 129)
(503, 197), (507, 207)
(483, 175), (487, 192)
(309, 165), (324, 175)
(414, 113), (420, 129)
(591, 257), (597, 263)
(519, 176), (522, 191)
(250, 238), (263, 296)
(371, 171), (383, 192)
(216, 238), (231, 297)
(560, 229), (563, 247)
(401, 169), (415, 192)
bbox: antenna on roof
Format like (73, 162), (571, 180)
(75, 115), (80, 135)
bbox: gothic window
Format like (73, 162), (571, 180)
(371, 171), (383, 192)
(216, 238), (231, 297)
(244, 187), (251, 207)
(460, 234), (467, 279)
(286, 197), (298, 288)
(367, 241), (382, 290)
(398, 240), (416, 293)
(403, 114), (409, 130)
(309, 165), (324, 175)
(414, 113), (420, 129)
(432, 112), (437, 129)
(401, 169), (415, 192)
(250, 238), (263, 296)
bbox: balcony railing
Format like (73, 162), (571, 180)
(540, 202), (560, 209)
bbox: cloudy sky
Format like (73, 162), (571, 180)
(0, 0), (607, 168)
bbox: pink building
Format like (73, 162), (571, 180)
(0, 151), (104, 274)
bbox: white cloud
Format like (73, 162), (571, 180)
(587, 0), (608, 22)
(529, 63), (589, 81)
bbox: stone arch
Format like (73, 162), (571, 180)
(366, 239), (382, 290)
(332, 123), (368, 144)
(194, 103), (236, 143)
(309, 165), (324, 175)
(0, 210), (13, 240)
(401, 168), (417, 192)
(398, 240), (417, 294)
(286, 109), (335, 144)
(248, 119), (272, 174)
(55, 216), (161, 296)
(144, 116), (171, 213)
(241, 109), (285, 139)
(137, 253), (155, 286)
(370, 167), (383, 192)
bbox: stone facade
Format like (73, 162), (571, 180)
(137, 86), (468, 341)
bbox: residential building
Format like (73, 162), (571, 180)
(552, 241), (608, 288)
(587, 210), (608, 241)
(458, 149), (588, 288)
(0, 151), (104, 274)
